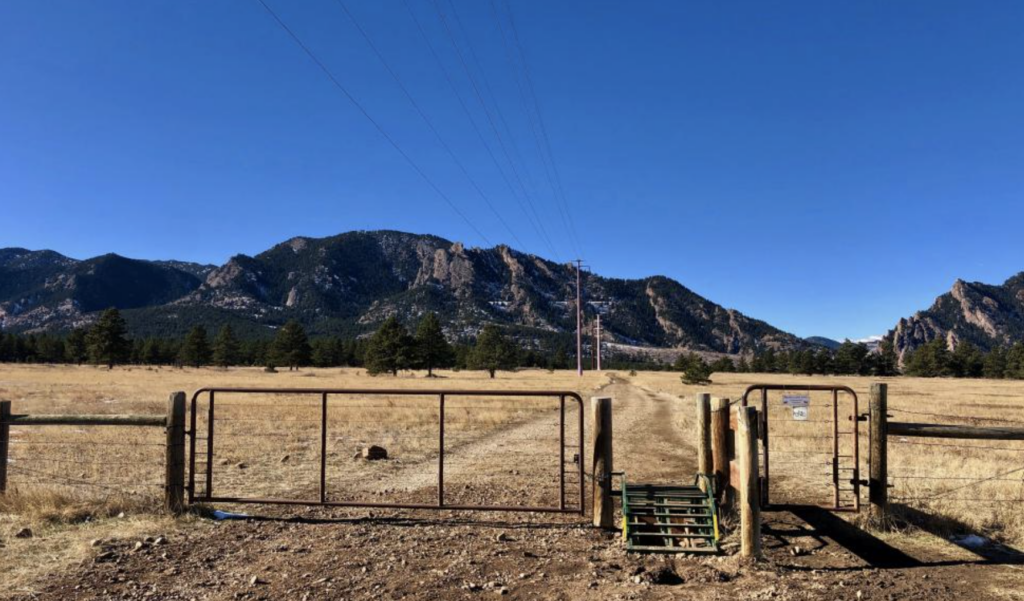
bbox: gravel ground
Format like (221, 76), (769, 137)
(16, 380), (1024, 600)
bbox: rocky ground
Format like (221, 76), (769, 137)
(13, 381), (1024, 600)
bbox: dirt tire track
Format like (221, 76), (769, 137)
(19, 380), (1024, 601)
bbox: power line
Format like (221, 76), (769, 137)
(402, 0), (555, 257)
(490, 0), (582, 259)
(501, 0), (584, 257)
(429, 0), (560, 260)
(252, 0), (490, 246)
(331, 0), (527, 252)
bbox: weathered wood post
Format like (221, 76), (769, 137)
(869, 383), (888, 524)
(737, 405), (761, 558)
(695, 393), (712, 489)
(711, 397), (730, 508)
(591, 396), (614, 529)
(165, 391), (187, 514)
(0, 400), (10, 495)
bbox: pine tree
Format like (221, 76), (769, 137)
(211, 325), (241, 367)
(64, 328), (89, 365)
(414, 312), (453, 377)
(680, 353), (712, 385)
(751, 349), (777, 373)
(903, 338), (952, 377)
(0, 333), (16, 362)
(950, 341), (984, 378)
(983, 346), (1008, 379)
(86, 308), (131, 369)
(311, 337), (343, 368)
(130, 338), (145, 364)
(178, 325), (212, 368)
(551, 344), (570, 370)
(271, 320), (311, 370)
(365, 317), (414, 376)
(1005, 342), (1024, 380)
(242, 339), (268, 367)
(874, 339), (899, 376)
(468, 325), (517, 378)
(672, 352), (692, 372)
(735, 356), (750, 373)
(141, 338), (164, 365)
(834, 341), (869, 375)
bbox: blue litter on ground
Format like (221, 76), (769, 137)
(210, 510), (250, 521)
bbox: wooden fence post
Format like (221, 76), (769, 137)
(737, 405), (761, 558)
(591, 396), (614, 529)
(165, 391), (187, 514)
(695, 393), (711, 489)
(869, 383), (888, 524)
(711, 397), (730, 508)
(0, 400), (10, 495)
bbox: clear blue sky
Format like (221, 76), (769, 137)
(3, 1), (1023, 341)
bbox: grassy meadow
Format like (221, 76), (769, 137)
(2, 364), (1024, 594)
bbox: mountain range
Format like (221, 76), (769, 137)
(890, 273), (1024, 361)
(5, 230), (1019, 361)
(0, 230), (806, 357)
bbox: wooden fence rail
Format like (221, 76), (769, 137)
(871, 383), (1024, 522)
(888, 422), (1024, 441)
(0, 392), (187, 514)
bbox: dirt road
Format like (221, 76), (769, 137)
(20, 380), (1024, 600)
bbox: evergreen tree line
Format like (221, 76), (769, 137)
(0, 308), (556, 377)
(0, 308), (331, 370)
(900, 339), (1024, 379)
(719, 340), (902, 378)
(5, 309), (1021, 380)
(670, 340), (900, 380)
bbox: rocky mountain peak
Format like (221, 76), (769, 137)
(0, 231), (808, 356)
(890, 271), (1024, 362)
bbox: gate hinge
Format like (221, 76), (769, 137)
(850, 414), (869, 422)
(854, 479), (869, 486)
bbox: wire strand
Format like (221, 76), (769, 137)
(253, 0), (491, 246)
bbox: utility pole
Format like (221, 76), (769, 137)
(595, 314), (602, 371)
(575, 259), (583, 377)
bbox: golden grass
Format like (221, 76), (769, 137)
(4, 364), (1024, 592)
(627, 371), (1024, 545)
(0, 364), (607, 594)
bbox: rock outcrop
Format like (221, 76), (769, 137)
(890, 273), (1024, 362)
(0, 231), (809, 356)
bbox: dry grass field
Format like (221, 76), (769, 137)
(629, 371), (1024, 544)
(0, 364), (608, 595)
(2, 365), (1024, 599)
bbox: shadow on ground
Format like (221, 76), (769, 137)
(765, 504), (1024, 571)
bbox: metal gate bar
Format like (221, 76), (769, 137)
(187, 388), (585, 514)
(742, 384), (860, 512)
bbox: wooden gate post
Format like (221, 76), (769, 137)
(0, 400), (10, 495)
(737, 405), (762, 558)
(165, 391), (187, 514)
(711, 397), (730, 508)
(695, 393), (712, 488)
(591, 396), (614, 529)
(869, 383), (888, 524)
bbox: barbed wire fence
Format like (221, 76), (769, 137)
(881, 402), (1024, 539)
(0, 394), (186, 514)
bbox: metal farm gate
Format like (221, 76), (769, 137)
(187, 388), (585, 514)
(742, 385), (862, 511)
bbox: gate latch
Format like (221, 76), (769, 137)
(849, 414), (869, 422)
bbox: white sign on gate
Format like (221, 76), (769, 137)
(782, 394), (810, 421)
